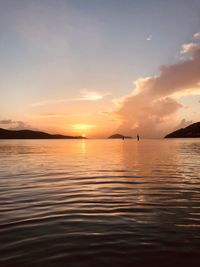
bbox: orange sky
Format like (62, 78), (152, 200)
(0, 1), (200, 138)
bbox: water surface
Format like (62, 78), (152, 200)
(0, 139), (200, 266)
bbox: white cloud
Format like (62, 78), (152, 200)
(180, 43), (199, 54)
(32, 90), (111, 107)
(146, 35), (152, 41)
(193, 32), (200, 40)
(80, 89), (110, 101)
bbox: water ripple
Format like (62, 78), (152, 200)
(0, 139), (200, 266)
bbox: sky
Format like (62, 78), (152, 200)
(0, 0), (200, 138)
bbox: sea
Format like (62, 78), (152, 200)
(0, 139), (200, 267)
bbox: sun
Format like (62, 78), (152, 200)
(82, 134), (86, 138)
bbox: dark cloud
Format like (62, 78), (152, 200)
(0, 120), (13, 124)
(0, 119), (36, 130)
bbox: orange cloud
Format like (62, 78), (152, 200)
(110, 44), (200, 138)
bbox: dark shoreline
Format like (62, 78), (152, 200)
(0, 128), (85, 139)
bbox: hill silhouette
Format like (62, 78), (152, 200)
(0, 128), (85, 139)
(108, 134), (132, 139)
(165, 122), (200, 138)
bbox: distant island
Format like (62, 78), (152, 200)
(165, 122), (200, 138)
(0, 128), (86, 139)
(108, 134), (132, 139)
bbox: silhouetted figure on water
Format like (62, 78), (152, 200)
(137, 134), (140, 141)
(122, 136), (125, 140)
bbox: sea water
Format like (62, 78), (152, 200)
(0, 139), (200, 266)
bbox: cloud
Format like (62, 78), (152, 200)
(0, 120), (13, 124)
(109, 44), (200, 138)
(193, 32), (200, 40)
(32, 90), (111, 107)
(80, 89), (108, 101)
(180, 43), (199, 54)
(146, 35), (152, 41)
(0, 119), (36, 130)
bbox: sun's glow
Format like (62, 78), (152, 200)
(71, 124), (96, 131)
(82, 134), (86, 138)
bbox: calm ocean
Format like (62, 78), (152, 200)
(0, 139), (200, 266)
